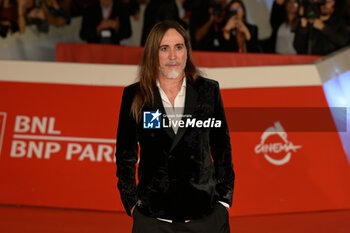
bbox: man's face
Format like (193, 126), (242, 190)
(320, 0), (335, 16)
(158, 29), (187, 80)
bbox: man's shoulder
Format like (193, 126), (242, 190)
(125, 78), (219, 88)
(123, 82), (140, 96)
(125, 81), (140, 89)
(193, 76), (219, 89)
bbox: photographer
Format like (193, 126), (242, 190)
(0, 0), (19, 37)
(267, 0), (299, 54)
(42, 0), (71, 27)
(17, 0), (49, 33)
(189, 0), (227, 51)
(219, 0), (259, 52)
(275, 0), (299, 54)
(293, 0), (349, 55)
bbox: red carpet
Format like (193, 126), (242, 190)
(1, 205), (350, 233)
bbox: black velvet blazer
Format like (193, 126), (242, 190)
(115, 76), (235, 221)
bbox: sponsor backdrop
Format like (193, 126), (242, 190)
(0, 82), (122, 211)
(1, 81), (350, 216)
(1, 48), (350, 216)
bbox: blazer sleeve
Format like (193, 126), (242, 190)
(321, 19), (349, 48)
(270, 1), (285, 34)
(209, 81), (235, 206)
(115, 87), (139, 216)
(80, 6), (99, 43)
(246, 24), (260, 52)
(116, 2), (132, 41)
(293, 23), (309, 54)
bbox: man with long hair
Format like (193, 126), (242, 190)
(115, 20), (234, 233)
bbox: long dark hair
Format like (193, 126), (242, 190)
(227, 0), (248, 23)
(284, 0), (298, 27)
(131, 20), (200, 123)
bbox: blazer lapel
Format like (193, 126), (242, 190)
(154, 87), (176, 140)
(169, 81), (198, 152)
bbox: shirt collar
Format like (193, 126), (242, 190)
(156, 76), (186, 96)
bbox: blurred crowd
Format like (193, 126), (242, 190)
(1, 0), (350, 55)
(0, 0), (76, 35)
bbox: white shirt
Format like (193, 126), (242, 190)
(156, 77), (186, 134)
(101, 2), (113, 20)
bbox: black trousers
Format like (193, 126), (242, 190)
(132, 203), (230, 233)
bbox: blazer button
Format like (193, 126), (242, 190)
(190, 177), (195, 182)
(190, 155), (195, 160)
(169, 154), (173, 159)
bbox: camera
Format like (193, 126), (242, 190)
(211, 3), (222, 17)
(225, 8), (237, 20)
(300, 0), (326, 19)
